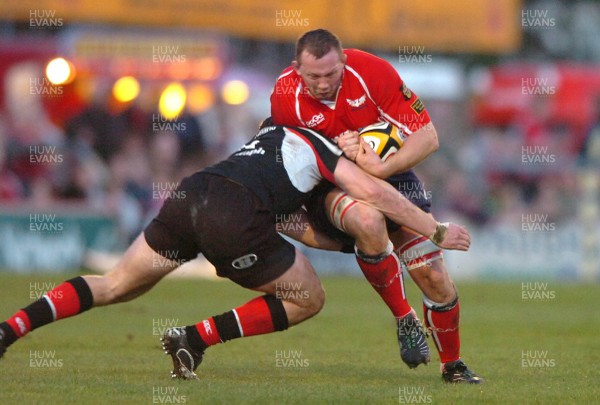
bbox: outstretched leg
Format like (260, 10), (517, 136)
(0, 234), (181, 356)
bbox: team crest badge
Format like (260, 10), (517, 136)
(346, 94), (366, 108)
(401, 82), (413, 100)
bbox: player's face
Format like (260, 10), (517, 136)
(295, 49), (345, 101)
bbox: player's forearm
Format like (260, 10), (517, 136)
(382, 124), (439, 176)
(335, 158), (437, 237)
(365, 176), (437, 237)
(363, 177), (468, 250)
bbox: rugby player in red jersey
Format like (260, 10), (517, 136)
(0, 125), (470, 380)
(270, 29), (482, 383)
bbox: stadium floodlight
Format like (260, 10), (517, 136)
(113, 76), (140, 103)
(221, 80), (249, 105)
(159, 82), (187, 120)
(46, 57), (75, 85)
(187, 84), (214, 113)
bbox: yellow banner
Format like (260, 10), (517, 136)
(2, 0), (522, 53)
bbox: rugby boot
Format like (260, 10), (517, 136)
(397, 311), (430, 368)
(161, 327), (204, 380)
(441, 359), (484, 384)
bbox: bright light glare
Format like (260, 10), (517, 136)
(159, 82), (187, 119)
(221, 80), (249, 105)
(113, 76), (140, 103)
(46, 57), (73, 85)
(187, 84), (215, 113)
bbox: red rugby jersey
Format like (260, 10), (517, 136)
(270, 49), (431, 140)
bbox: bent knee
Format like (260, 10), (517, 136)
(295, 282), (325, 319)
(351, 205), (387, 234)
(309, 283), (326, 315)
(344, 205), (387, 239)
(419, 273), (455, 303)
(410, 262), (455, 303)
(100, 278), (130, 305)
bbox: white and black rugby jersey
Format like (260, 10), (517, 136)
(203, 126), (343, 215)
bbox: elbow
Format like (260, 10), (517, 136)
(431, 136), (439, 153)
(418, 123), (439, 154)
(429, 130), (439, 153)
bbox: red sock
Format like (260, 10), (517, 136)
(356, 250), (412, 319)
(6, 310), (31, 338)
(190, 295), (289, 351)
(424, 299), (460, 364)
(1, 277), (93, 346)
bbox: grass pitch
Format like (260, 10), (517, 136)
(0, 273), (598, 404)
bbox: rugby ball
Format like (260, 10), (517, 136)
(359, 122), (404, 162)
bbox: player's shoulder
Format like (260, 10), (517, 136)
(344, 48), (400, 86)
(344, 49), (393, 69)
(275, 66), (300, 86)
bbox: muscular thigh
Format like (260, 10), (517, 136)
(304, 182), (355, 247)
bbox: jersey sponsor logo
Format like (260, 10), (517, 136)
(234, 140), (266, 157)
(203, 320), (213, 335)
(401, 82), (413, 100)
(411, 98), (425, 114)
(257, 126), (276, 137)
(232, 253), (258, 269)
(306, 112), (325, 128)
(346, 94), (366, 108)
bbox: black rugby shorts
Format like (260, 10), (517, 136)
(144, 173), (296, 288)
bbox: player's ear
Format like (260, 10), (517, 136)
(292, 59), (300, 73)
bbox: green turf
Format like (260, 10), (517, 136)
(1, 273), (598, 404)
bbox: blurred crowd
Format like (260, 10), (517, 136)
(1, 64), (598, 244)
(2, 97), (594, 239)
(0, 91), (216, 242)
(391, 95), (598, 229)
